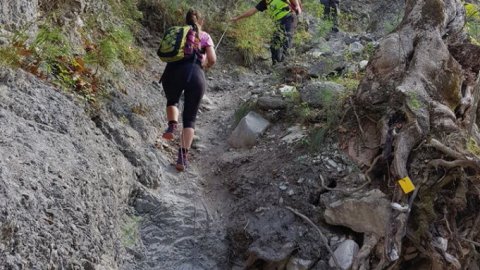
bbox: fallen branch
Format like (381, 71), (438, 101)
(285, 206), (341, 269)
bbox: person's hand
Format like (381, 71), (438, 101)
(295, 6), (302, 15)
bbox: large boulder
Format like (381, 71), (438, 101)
(324, 189), (390, 235)
(0, 68), (134, 268)
(300, 81), (346, 108)
(340, 0), (405, 35)
(228, 111), (270, 148)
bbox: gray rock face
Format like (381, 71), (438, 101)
(324, 189), (390, 235)
(341, 0), (405, 35)
(228, 111), (270, 148)
(329, 240), (359, 270)
(128, 186), (229, 270)
(300, 81), (346, 108)
(308, 57), (347, 79)
(0, 68), (134, 268)
(0, 1), (38, 30)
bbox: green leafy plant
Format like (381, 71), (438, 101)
(234, 100), (255, 125)
(466, 3), (480, 45)
(229, 6), (275, 66)
(467, 137), (480, 156)
(407, 92), (422, 110)
(86, 26), (143, 70)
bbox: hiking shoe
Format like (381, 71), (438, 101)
(162, 121), (178, 140)
(175, 148), (189, 171)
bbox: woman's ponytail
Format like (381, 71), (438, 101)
(186, 9), (202, 40)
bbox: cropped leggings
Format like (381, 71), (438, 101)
(161, 62), (205, 129)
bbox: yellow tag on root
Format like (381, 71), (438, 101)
(398, 176), (415, 194)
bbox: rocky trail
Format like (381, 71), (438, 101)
(1, 0), (480, 269)
(122, 27), (376, 269)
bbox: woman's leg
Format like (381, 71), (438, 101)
(162, 66), (184, 139)
(181, 65), (205, 148)
(175, 65), (205, 171)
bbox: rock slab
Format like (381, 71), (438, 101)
(228, 111), (270, 148)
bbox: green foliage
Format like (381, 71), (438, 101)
(302, 0), (325, 18)
(467, 137), (480, 156)
(294, 28), (313, 47)
(304, 127), (328, 152)
(362, 42), (376, 59)
(230, 4), (275, 66)
(294, 102), (315, 123)
(108, 0), (144, 29)
(86, 27), (143, 69)
(407, 92), (422, 110)
(331, 76), (360, 94)
(121, 215), (142, 248)
(31, 26), (72, 62)
(316, 18), (334, 38)
(234, 100), (255, 125)
(0, 47), (21, 67)
(466, 3), (480, 44)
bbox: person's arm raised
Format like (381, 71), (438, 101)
(230, 7), (258, 22)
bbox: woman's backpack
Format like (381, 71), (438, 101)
(157, 26), (200, 63)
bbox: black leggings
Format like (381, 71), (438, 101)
(161, 62), (205, 129)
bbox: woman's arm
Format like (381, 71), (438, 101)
(203, 46), (216, 69)
(230, 7), (258, 22)
(290, 0), (302, 14)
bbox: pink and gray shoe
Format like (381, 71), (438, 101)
(162, 121), (178, 140)
(175, 148), (189, 171)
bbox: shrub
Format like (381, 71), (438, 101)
(86, 26), (143, 69)
(229, 3), (275, 66)
(466, 3), (480, 45)
(234, 100), (255, 125)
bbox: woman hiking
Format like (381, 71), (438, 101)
(161, 9), (216, 171)
(230, 0), (302, 65)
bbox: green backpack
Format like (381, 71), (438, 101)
(157, 25), (199, 63)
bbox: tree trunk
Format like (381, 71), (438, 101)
(352, 0), (480, 268)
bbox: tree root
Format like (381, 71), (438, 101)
(352, 233), (379, 270)
(426, 138), (466, 160)
(428, 159), (480, 172)
(285, 206), (341, 269)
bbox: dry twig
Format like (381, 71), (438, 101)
(350, 97), (366, 139)
(285, 206), (341, 269)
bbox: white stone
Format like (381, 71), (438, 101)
(329, 240), (359, 270)
(359, 60), (369, 70)
(228, 111), (270, 148)
(286, 257), (313, 270)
